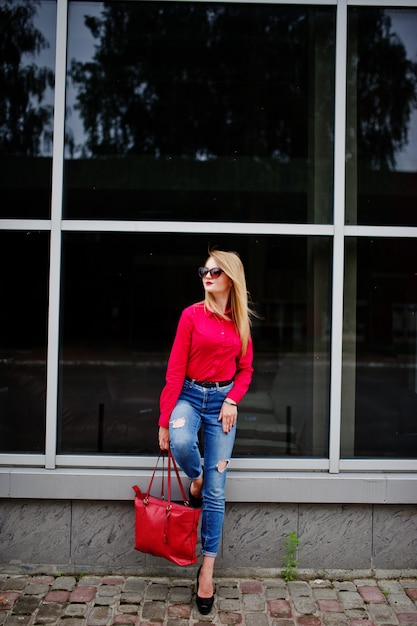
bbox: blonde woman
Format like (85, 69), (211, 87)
(158, 249), (254, 615)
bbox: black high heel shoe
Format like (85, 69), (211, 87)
(196, 566), (214, 615)
(188, 485), (203, 509)
(188, 471), (204, 509)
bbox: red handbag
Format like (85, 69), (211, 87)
(133, 449), (201, 566)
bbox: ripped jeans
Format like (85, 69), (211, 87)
(169, 378), (235, 558)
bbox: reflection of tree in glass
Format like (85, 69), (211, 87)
(0, 0), (54, 156)
(69, 3), (333, 160)
(70, 3), (417, 170)
(350, 9), (417, 170)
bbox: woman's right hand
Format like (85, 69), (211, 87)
(158, 426), (170, 450)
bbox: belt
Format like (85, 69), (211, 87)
(185, 376), (233, 388)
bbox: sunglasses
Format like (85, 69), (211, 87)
(198, 266), (224, 279)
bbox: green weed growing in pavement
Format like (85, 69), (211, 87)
(282, 531), (299, 581)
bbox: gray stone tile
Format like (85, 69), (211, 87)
(0, 501), (71, 565)
(373, 506), (417, 570)
(337, 592), (365, 610)
(221, 503), (298, 568)
(298, 504), (372, 569)
(71, 502), (138, 567)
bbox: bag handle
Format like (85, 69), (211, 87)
(145, 449), (190, 507)
(168, 448), (189, 505)
(144, 452), (163, 502)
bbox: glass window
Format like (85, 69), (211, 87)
(0, 231), (49, 453)
(342, 238), (417, 459)
(64, 2), (335, 223)
(58, 233), (331, 457)
(0, 1), (56, 219)
(346, 8), (417, 226)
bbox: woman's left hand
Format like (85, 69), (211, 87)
(219, 401), (238, 434)
(158, 426), (170, 450)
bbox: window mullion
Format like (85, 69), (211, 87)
(328, 0), (348, 474)
(45, 0), (68, 469)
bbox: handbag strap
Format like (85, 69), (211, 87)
(145, 450), (190, 506)
(145, 451), (164, 501)
(168, 448), (189, 506)
(160, 452), (165, 498)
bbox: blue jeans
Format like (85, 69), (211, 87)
(169, 378), (235, 558)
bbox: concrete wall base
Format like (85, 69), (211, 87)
(1, 500), (416, 574)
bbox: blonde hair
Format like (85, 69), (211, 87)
(203, 249), (254, 356)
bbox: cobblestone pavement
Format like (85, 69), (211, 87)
(1, 573), (417, 626)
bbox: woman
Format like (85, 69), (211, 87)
(158, 249), (254, 615)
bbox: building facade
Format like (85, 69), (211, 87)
(0, 0), (416, 573)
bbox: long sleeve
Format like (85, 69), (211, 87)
(158, 308), (194, 428)
(224, 336), (253, 405)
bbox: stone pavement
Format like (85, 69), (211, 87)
(1, 573), (417, 626)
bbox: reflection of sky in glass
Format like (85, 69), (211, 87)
(66, 2), (103, 158)
(24, 0), (56, 156)
(388, 9), (417, 172)
(29, 0), (56, 68)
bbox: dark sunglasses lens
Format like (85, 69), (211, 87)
(198, 267), (223, 278)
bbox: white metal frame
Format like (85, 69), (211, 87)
(1, 0), (416, 501)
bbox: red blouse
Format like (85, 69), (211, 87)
(159, 302), (253, 428)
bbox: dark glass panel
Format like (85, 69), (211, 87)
(346, 8), (417, 226)
(0, 1), (56, 219)
(342, 238), (417, 458)
(0, 231), (49, 452)
(58, 233), (331, 457)
(65, 2), (335, 223)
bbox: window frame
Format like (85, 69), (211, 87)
(1, 0), (416, 503)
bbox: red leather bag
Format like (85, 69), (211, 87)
(133, 450), (201, 566)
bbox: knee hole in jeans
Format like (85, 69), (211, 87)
(172, 417), (186, 428)
(216, 459), (230, 473)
